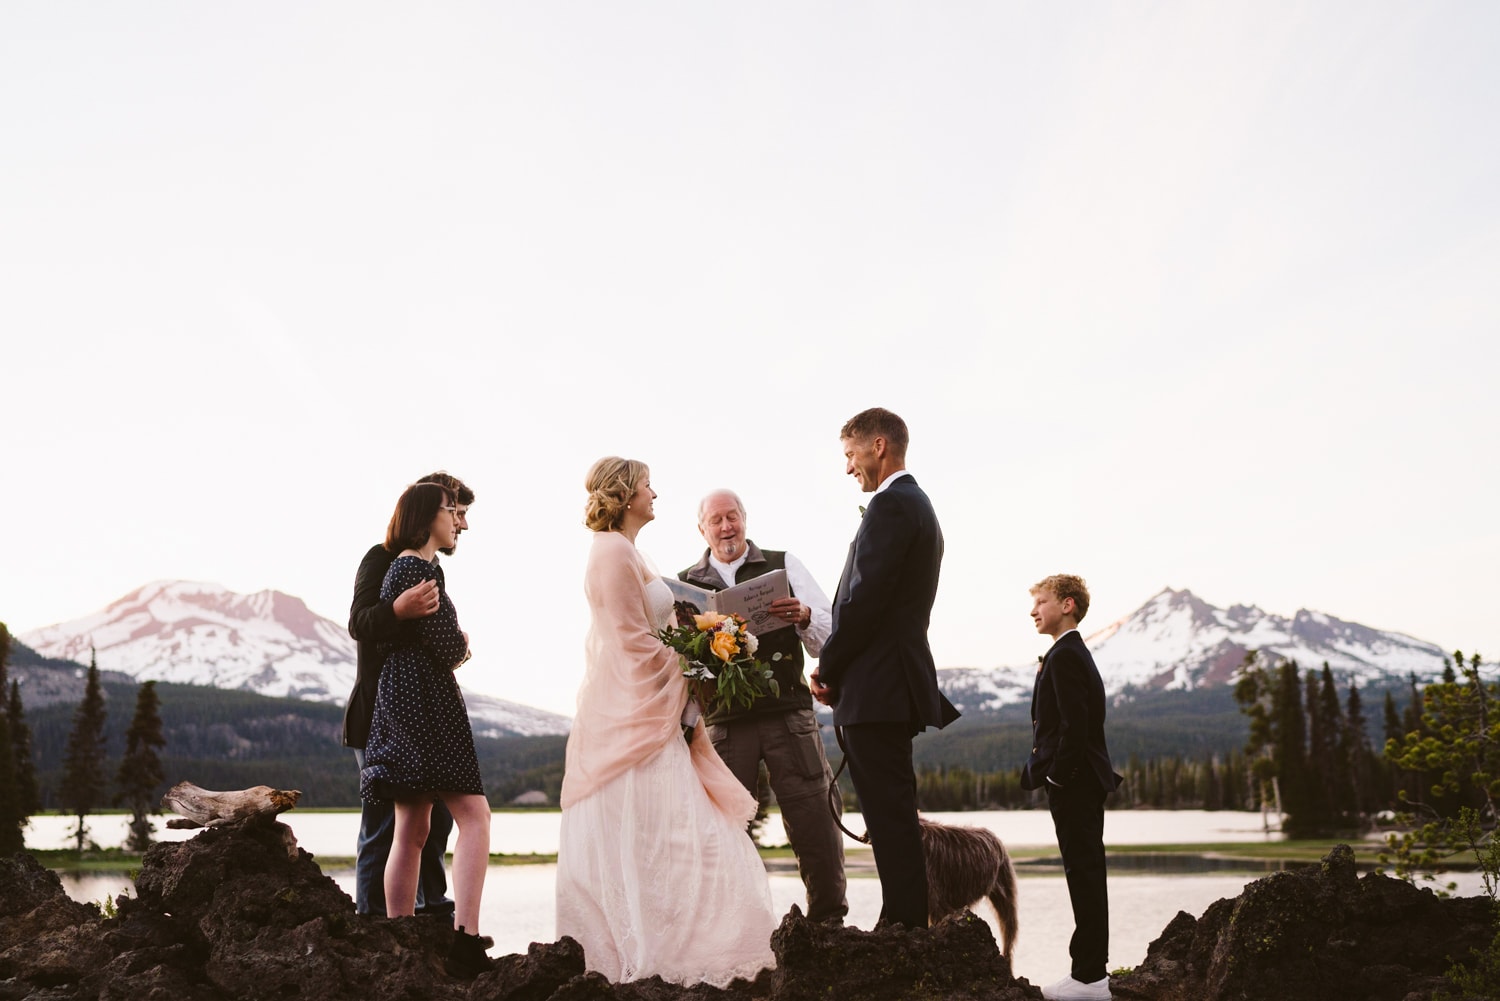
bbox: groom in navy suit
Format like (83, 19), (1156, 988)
(811, 407), (959, 929)
(1022, 575), (1122, 1001)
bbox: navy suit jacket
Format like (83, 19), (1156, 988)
(818, 473), (959, 731)
(1021, 630), (1121, 793)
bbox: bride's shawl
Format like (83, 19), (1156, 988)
(560, 531), (756, 825)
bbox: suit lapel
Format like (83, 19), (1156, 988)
(1031, 649), (1050, 720)
(1032, 634), (1066, 719)
(831, 475), (911, 622)
(833, 497), (874, 609)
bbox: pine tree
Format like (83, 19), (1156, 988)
(0, 703), (21, 853)
(0, 624), (22, 852)
(115, 680), (166, 851)
(1302, 666), (1334, 832)
(1234, 650), (1283, 826)
(1273, 658), (1315, 835)
(9, 681), (40, 816)
(1317, 664), (1351, 824)
(1399, 674), (1430, 806)
(1382, 690), (1402, 744)
(1403, 673), (1426, 736)
(59, 649), (109, 853)
(1459, 651), (1495, 795)
(1384, 650), (1500, 864)
(1342, 680), (1375, 818)
(1382, 689), (1406, 807)
(1298, 664), (1346, 833)
(1381, 650), (1500, 999)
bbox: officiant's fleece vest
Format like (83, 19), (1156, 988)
(678, 542), (812, 724)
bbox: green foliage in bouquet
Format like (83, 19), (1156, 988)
(658, 611), (781, 715)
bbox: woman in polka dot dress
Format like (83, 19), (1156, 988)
(360, 480), (492, 977)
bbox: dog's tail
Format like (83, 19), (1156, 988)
(990, 840), (1019, 959)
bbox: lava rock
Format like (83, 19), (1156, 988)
(0, 853), (110, 994)
(8, 833), (1492, 1001)
(764, 906), (1039, 1001)
(472, 937), (587, 1001)
(1112, 844), (1496, 1001)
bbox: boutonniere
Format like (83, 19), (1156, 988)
(858, 504), (867, 518)
(1036, 654), (1045, 673)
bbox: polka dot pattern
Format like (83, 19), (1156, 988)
(359, 556), (484, 803)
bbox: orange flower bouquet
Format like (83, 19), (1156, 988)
(658, 611), (781, 716)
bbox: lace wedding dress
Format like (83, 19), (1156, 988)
(556, 531), (776, 987)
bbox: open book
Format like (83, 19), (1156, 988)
(663, 569), (792, 635)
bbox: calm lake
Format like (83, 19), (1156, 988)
(30, 810), (1486, 987)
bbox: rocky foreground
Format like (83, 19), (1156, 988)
(0, 819), (1493, 1001)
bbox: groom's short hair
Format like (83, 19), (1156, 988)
(841, 407), (909, 457)
(1031, 574), (1091, 623)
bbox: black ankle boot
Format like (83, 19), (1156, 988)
(445, 925), (493, 979)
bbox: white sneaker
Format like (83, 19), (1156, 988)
(1041, 974), (1111, 1000)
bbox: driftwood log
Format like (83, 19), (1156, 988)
(161, 781), (301, 829)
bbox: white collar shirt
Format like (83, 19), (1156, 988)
(873, 469), (912, 496)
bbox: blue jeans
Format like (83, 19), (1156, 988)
(353, 750), (455, 917)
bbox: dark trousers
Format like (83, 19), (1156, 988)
(708, 708), (848, 923)
(352, 750), (454, 917)
(1047, 781), (1110, 983)
(841, 722), (927, 928)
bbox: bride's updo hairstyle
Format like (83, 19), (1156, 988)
(584, 456), (648, 532)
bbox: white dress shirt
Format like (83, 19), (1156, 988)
(872, 468), (913, 496)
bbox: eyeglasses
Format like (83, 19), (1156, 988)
(440, 505), (458, 516)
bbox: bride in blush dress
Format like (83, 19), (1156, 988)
(556, 457), (776, 987)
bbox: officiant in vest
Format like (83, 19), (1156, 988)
(678, 489), (848, 925)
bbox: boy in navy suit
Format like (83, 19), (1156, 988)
(1022, 575), (1121, 1001)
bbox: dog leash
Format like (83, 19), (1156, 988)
(828, 725), (872, 845)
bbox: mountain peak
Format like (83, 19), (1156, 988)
(23, 580), (356, 701)
(19, 579), (570, 736)
(936, 588), (1450, 716)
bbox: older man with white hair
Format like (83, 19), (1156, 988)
(678, 488), (847, 925)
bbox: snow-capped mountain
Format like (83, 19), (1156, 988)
(24, 581), (1453, 731)
(19, 580), (571, 737)
(936, 587), (1451, 714)
(21, 581), (353, 700)
(463, 690), (573, 740)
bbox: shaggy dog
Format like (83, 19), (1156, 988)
(920, 817), (1019, 957)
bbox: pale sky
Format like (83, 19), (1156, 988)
(2, 2), (1496, 717)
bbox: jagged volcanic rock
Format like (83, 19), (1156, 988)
(0, 820), (1039, 1000)
(6, 832), (1491, 1000)
(1112, 844), (1495, 1001)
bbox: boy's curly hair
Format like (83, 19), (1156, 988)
(1031, 574), (1090, 622)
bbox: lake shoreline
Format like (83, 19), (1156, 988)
(32, 836), (1457, 874)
